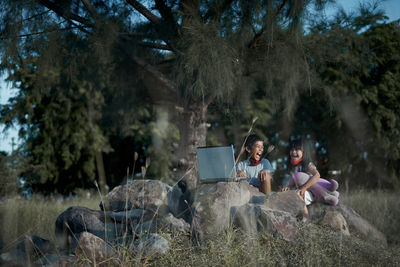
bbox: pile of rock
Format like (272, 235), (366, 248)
(0, 179), (387, 266)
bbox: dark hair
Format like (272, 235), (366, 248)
(289, 139), (303, 151)
(245, 134), (263, 149)
(289, 138), (314, 167)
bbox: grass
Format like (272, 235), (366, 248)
(340, 188), (400, 245)
(0, 189), (399, 266)
(0, 193), (100, 252)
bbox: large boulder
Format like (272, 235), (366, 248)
(99, 180), (184, 217)
(321, 210), (350, 236)
(74, 232), (118, 264)
(55, 206), (126, 250)
(191, 181), (259, 242)
(231, 203), (298, 242)
(264, 191), (305, 218)
(308, 202), (387, 247)
(56, 206), (105, 250)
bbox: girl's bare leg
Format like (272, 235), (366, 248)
(259, 178), (272, 196)
(302, 205), (309, 222)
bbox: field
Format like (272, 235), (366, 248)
(0, 189), (399, 266)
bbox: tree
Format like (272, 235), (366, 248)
(1, 0), (326, 192)
(288, 7), (400, 188)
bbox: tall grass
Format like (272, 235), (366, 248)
(340, 188), (400, 245)
(159, 223), (399, 266)
(0, 189), (399, 266)
(0, 193), (100, 252)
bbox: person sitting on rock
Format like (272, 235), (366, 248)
(236, 134), (274, 195)
(281, 138), (321, 222)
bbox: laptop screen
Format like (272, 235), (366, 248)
(196, 145), (236, 182)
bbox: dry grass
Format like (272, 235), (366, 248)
(0, 193), (100, 252)
(340, 188), (400, 245)
(1, 189), (400, 266)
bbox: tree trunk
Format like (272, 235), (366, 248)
(95, 151), (107, 194)
(175, 100), (209, 191)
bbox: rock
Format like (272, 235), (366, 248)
(248, 185), (267, 204)
(75, 232), (117, 264)
(308, 202), (387, 247)
(99, 180), (184, 217)
(107, 206), (165, 225)
(55, 206), (106, 250)
(133, 233), (170, 257)
(134, 213), (190, 235)
(55, 204), (187, 251)
(264, 191), (305, 218)
(231, 203), (298, 242)
(55, 206), (129, 250)
(337, 203), (387, 247)
(321, 210), (350, 236)
(0, 235), (56, 266)
(190, 181), (255, 242)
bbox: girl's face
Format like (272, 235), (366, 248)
(246, 140), (264, 161)
(290, 148), (303, 161)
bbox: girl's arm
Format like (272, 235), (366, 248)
(297, 162), (320, 198)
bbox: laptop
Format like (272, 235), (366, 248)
(196, 145), (246, 183)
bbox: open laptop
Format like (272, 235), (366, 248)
(196, 145), (246, 183)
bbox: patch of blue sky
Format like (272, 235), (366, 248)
(0, 78), (20, 153)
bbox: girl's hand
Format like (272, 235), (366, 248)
(258, 170), (271, 182)
(236, 170), (246, 178)
(296, 187), (307, 199)
(281, 187), (290, 192)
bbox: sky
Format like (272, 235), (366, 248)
(0, 0), (399, 153)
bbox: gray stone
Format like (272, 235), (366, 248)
(99, 180), (184, 217)
(134, 233), (170, 258)
(55, 206), (107, 250)
(321, 210), (350, 236)
(107, 206), (164, 225)
(231, 203), (298, 242)
(74, 232), (117, 264)
(308, 202), (387, 247)
(191, 181), (256, 242)
(55, 206), (129, 250)
(264, 190), (305, 218)
(134, 213), (190, 235)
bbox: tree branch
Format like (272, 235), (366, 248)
(126, 0), (162, 24)
(155, 0), (175, 24)
(203, 0), (235, 22)
(130, 54), (177, 95)
(247, 0), (289, 48)
(80, 0), (98, 20)
(0, 27), (86, 40)
(139, 41), (173, 51)
(19, 10), (51, 24)
(37, 0), (94, 27)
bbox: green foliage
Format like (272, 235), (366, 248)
(306, 15), (400, 187)
(1, 31), (112, 193)
(1, 0), (399, 193)
(0, 151), (23, 197)
(174, 21), (240, 102)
